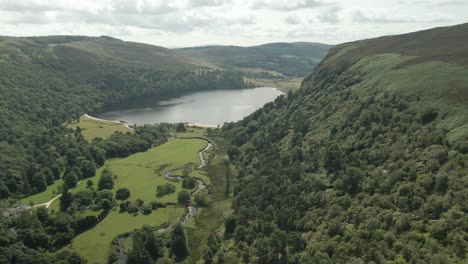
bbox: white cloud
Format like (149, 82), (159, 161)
(0, 0), (465, 47)
(285, 15), (301, 25)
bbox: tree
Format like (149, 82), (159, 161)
(182, 177), (197, 189)
(86, 179), (93, 188)
(194, 192), (211, 207)
(324, 143), (343, 173)
(224, 215), (237, 234)
(128, 236), (152, 264)
(177, 190), (190, 205)
(64, 171), (78, 188)
(98, 170), (114, 190)
(176, 123), (187, 132)
(115, 187), (131, 200)
(80, 160), (96, 179)
(141, 227), (163, 260)
(31, 173), (47, 193)
(170, 224), (189, 260)
(60, 185), (73, 212)
(156, 183), (176, 197)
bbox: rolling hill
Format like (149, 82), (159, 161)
(176, 42), (332, 90)
(0, 35), (248, 199)
(221, 23), (468, 263)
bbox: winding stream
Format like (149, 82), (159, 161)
(155, 138), (211, 233)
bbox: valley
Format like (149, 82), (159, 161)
(0, 19), (467, 264)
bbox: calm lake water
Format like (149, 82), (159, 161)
(95, 87), (283, 126)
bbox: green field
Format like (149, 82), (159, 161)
(244, 76), (304, 92)
(70, 207), (184, 264)
(349, 54), (468, 136)
(67, 115), (132, 141)
(75, 138), (206, 201)
(19, 179), (64, 206)
(43, 138), (209, 211)
(69, 138), (208, 263)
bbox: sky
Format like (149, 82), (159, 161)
(0, 0), (466, 48)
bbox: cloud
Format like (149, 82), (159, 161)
(188, 0), (225, 7)
(352, 10), (413, 24)
(317, 7), (341, 23)
(285, 15), (301, 25)
(251, 0), (325, 11)
(351, 10), (452, 24)
(0, 0), (465, 47)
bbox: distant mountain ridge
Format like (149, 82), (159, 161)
(175, 42), (333, 77)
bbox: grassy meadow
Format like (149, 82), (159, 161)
(69, 138), (208, 263)
(19, 179), (64, 206)
(70, 207), (184, 264)
(244, 76), (304, 92)
(349, 54), (468, 139)
(67, 115), (132, 141)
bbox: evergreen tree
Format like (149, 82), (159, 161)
(170, 224), (189, 260)
(59, 185), (73, 212)
(128, 236), (152, 264)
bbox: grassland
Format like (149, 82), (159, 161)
(244, 76), (304, 92)
(37, 137), (209, 212)
(67, 115), (132, 141)
(348, 54), (468, 138)
(19, 179), (64, 206)
(70, 207), (184, 264)
(67, 137), (209, 263)
(86, 139), (206, 202)
(184, 139), (238, 263)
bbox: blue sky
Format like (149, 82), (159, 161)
(0, 0), (466, 47)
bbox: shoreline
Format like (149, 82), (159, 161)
(82, 114), (134, 130)
(84, 114), (221, 129)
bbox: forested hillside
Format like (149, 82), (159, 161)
(0, 35), (248, 199)
(221, 23), (468, 263)
(176, 42), (332, 90)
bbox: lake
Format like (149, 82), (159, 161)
(95, 87), (283, 126)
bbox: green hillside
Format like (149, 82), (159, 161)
(176, 42), (332, 90)
(0, 35), (248, 199)
(221, 23), (468, 263)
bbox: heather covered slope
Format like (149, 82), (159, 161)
(221, 23), (468, 263)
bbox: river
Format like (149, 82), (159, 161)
(95, 87), (283, 126)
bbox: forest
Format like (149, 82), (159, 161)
(0, 35), (247, 263)
(0, 22), (467, 264)
(220, 23), (468, 263)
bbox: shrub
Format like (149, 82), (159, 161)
(115, 187), (131, 200)
(142, 205), (152, 215)
(156, 183), (176, 197)
(151, 201), (166, 209)
(182, 177), (197, 189)
(177, 190), (190, 205)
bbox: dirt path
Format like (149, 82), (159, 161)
(33, 194), (62, 208)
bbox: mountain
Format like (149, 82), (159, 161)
(221, 23), (468, 263)
(0, 35), (248, 198)
(175, 42), (332, 90)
